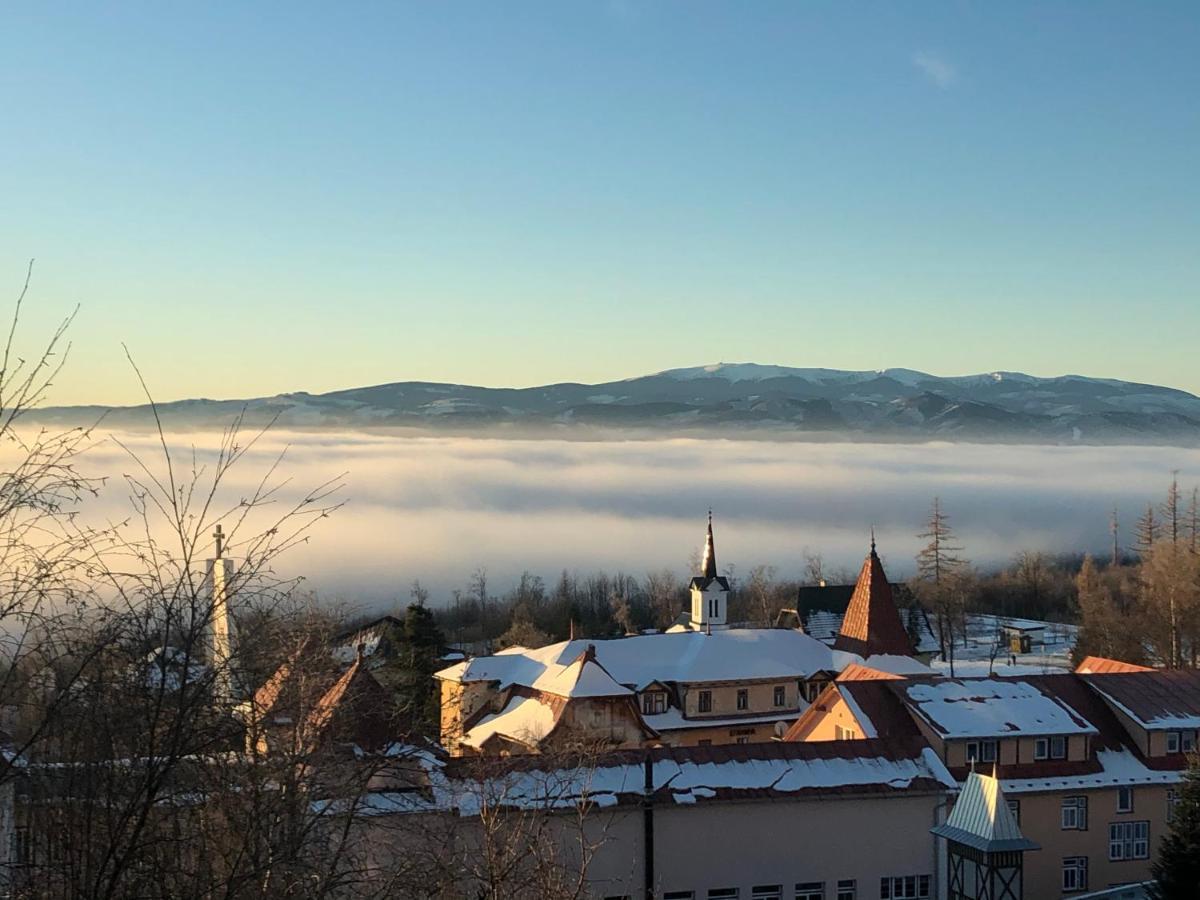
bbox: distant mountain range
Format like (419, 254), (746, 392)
(31, 364), (1200, 444)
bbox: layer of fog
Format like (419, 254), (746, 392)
(53, 432), (1200, 614)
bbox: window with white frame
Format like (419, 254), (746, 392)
(835, 724), (857, 740)
(836, 880), (856, 900)
(1117, 786), (1134, 813)
(1050, 735), (1067, 759)
(737, 689), (749, 711)
(1061, 857), (1088, 893)
(1167, 730), (1181, 754)
(878, 875), (930, 899)
(1034, 737), (1049, 760)
(965, 739), (997, 763)
(1007, 798), (1020, 824)
(794, 883), (823, 900)
(1061, 796), (1088, 830)
(1108, 821), (1149, 860)
(698, 690), (712, 713)
(1166, 730), (1194, 754)
(774, 685), (786, 707)
(642, 691), (667, 715)
(751, 886), (782, 900)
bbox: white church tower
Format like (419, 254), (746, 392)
(689, 511), (730, 630)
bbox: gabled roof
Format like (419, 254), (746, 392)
(533, 645), (634, 698)
(895, 677), (1098, 739)
(837, 663), (905, 682)
(1081, 669), (1200, 730)
(832, 544), (915, 658)
(304, 654), (400, 751)
(932, 771), (1037, 853)
(1075, 656), (1154, 675)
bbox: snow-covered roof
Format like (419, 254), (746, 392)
(436, 629), (846, 692)
(900, 679), (1098, 739)
(1000, 747), (1184, 795)
(422, 740), (956, 815)
(532, 651), (633, 699)
(862, 654), (934, 677)
(640, 707), (798, 733)
(462, 695), (558, 750)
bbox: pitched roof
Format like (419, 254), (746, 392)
(1081, 669), (1200, 729)
(438, 628), (846, 691)
(895, 677), (1098, 739)
(837, 662), (905, 682)
(832, 544), (915, 658)
(932, 771), (1038, 853)
(533, 645), (634, 698)
(304, 654), (400, 751)
(1075, 656), (1154, 675)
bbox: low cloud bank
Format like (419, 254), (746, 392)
(42, 432), (1200, 611)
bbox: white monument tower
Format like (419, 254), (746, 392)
(207, 524), (235, 706)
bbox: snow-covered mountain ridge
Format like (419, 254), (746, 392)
(32, 364), (1200, 445)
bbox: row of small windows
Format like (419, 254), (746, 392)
(692, 685), (792, 714)
(964, 735), (1068, 763)
(1057, 787), (1161, 831)
(660, 875), (926, 900)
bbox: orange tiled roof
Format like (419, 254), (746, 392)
(1075, 655), (1153, 675)
(832, 546), (914, 658)
(837, 662), (905, 682)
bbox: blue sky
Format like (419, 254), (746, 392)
(2, 3), (1197, 405)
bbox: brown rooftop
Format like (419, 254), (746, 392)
(832, 543), (915, 658)
(1081, 669), (1200, 728)
(1075, 655), (1154, 675)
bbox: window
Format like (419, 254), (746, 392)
(1061, 857), (1088, 893)
(1167, 731), (1180, 754)
(1168, 789), (1181, 823)
(1007, 798), (1020, 824)
(835, 724), (857, 740)
(774, 685), (786, 707)
(1185, 731), (1196, 752)
(737, 689), (749, 711)
(1117, 787), (1134, 813)
(664, 893), (695, 900)
(752, 887), (782, 900)
(10, 827), (31, 867)
(642, 691), (667, 715)
(836, 880), (856, 900)
(1061, 796), (1088, 830)
(879, 875), (929, 899)
(966, 739), (997, 763)
(698, 690), (713, 713)
(794, 884), (824, 900)
(1034, 737), (1048, 760)
(1051, 735), (1067, 759)
(1108, 820), (1149, 860)
(735, 736), (751, 744)
(708, 890), (739, 900)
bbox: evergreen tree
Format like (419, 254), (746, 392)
(398, 602), (446, 736)
(1188, 487), (1199, 555)
(1150, 755), (1200, 899)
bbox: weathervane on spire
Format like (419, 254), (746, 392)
(870, 525), (876, 555)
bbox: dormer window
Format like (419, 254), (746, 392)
(736, 689), (748, 711)
(1051, 735), (1067, 759)
(642, 691), (667, 715)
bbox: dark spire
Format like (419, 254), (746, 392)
(701, 510), (717, 579)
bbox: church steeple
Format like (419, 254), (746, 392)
(701, 509), (717, 579)
(689, 511), (729, 630)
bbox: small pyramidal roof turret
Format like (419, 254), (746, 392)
(832, 534), (915, 658)
(932, 770), (1038, 853)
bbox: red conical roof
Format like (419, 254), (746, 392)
(832, 542), (914, 658)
